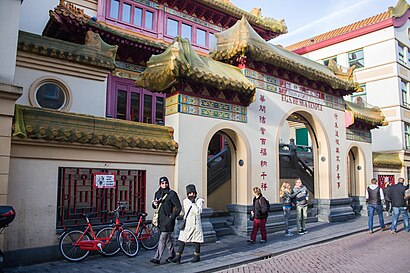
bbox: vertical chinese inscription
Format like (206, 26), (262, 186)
(258, 94), (269, 191)
(334, 113), (341, 189)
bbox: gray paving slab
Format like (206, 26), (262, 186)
(4, 216), (392, 273)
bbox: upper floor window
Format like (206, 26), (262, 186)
(165, 16), (214, 49)
(401, 79), (409, 108)
(107, 76), (165, 124)
(348, 84), (366, 106)
(398, 43), (406, 65)
(348, 49), (364, 69)
(108, 0), (155, 31)
(323, 56), (337, 67)
(405, 122), (410, 150)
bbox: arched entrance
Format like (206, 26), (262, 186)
(206, 131), (234, 212)
(279, 112), (317, 198)
(346, 145), (366, 214)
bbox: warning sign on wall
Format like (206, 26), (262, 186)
(93, 173), (116, 189)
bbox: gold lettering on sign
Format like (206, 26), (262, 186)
(281, 95), (323, 111)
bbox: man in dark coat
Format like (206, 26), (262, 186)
(150, 176), (182, 264)
(388, 177), (409, 233)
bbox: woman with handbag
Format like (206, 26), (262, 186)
(172, 184), (204, 264)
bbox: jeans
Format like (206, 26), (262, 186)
(391, 207), (410, 232)
(283, 206), (291, 233)
(296, 205), (307, 231)
(250, 218), (267, 241)
(367, 204), (385, 231)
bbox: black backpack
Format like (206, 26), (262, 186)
(259, 197), (271, 212)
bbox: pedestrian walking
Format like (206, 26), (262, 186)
(293, 178), (309, 234)
(366, 178), (388, 234)
(388, 177), (410, 233)
(248, 187), (268, 244)
(150, 176), (182, 264)
(172, 184), (204, 264)
(279, 182), (299, 236)
(383, 180), (392, 215)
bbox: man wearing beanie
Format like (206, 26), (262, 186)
(171, 184), (204, 264)
(150, 176), (181, 264)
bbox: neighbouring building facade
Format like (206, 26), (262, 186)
(0, 0), (387, 266)
(287, 0), (410, 187)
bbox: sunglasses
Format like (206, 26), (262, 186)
(160, 182), (169, 185)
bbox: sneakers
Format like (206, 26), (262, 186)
(285, 232), (294, 237)
(303, 230), (308, 234)
(247, 239), (256, 244)
(260, 239), (266, 243)
(368, 230), (373, 234)
(298, 230), (304, 235)
(391, 230), (396, 234)
(381, 227), (389, 231)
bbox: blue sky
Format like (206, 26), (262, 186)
(230, 0), (399, 46)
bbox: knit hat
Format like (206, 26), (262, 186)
(186, 184), (196, 195)
(159, 176), (169, 184)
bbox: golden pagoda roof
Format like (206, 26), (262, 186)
(135, 36), (255, 105)
(373, 152), (403, 168)
(210, 17), (358, 93)
(345, 101), (388, 128)
(194, 0), (287, 38)
(18, 30), (117, 70)
(12, 105), (178, 152)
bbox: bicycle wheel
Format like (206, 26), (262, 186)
(118, 228), (139, 257)
(96, 227), (121, 256)
(139, 223), (160, 250)
(59, 230), (90, 262)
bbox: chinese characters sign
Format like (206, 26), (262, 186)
(334, 113), (341, 189)
(258, 93), (270, 191)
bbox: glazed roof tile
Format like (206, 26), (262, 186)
(373, 152), (403, 168)
(286, 0), (410, 51)
(135, 36), (255, 105)
(345, 101), (388, 128)
(210, 17), (358, 93)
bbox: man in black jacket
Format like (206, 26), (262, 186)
(150, 176), (182, 264)
(388, 177), (409, 233)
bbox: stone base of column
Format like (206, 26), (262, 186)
(314, 198), (356, 222)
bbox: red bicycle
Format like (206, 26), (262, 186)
(134, 212), (160, 250)
(59, 203), (139, 262)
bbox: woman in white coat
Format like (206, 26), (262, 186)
(172, 184), (204, 264)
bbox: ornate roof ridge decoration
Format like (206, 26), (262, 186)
(194, 0), (287, 38)
(389, 0), (410, 18)
(135, 36), (256, 106)
(345, 101), (388, 128)
(373, 152), (403, 168)
(12, 105), (178, 152)
(18, 30), (117, 70)
(326, 59), (356, 81)
(210, 17), (358, 94)
(44, 1), (166, 50)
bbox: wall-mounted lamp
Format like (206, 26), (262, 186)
(238, 159), (244, 166)
(357, 166), (362, 170)
(321, 156), (326, 162)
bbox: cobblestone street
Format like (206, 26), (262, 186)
(217, 228), (410, 273)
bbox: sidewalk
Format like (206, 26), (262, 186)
(5, 216), (392, 273)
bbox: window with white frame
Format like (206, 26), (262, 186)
(348, 84), (366, 106)
(401, 79), (410, 108)
(322, 56), (337, 67)
(405, 122), (410, 150)
(398, 43), (406, 65)
(348, 49), (364, 68)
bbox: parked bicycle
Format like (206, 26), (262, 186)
(59, 202), (139, 262)
(134, 212), (160, 250)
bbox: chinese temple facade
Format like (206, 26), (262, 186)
(0, 0), (386, 266)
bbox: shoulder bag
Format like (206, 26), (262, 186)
(152, 193), (168, 227)
(178, 205), (192, 230)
